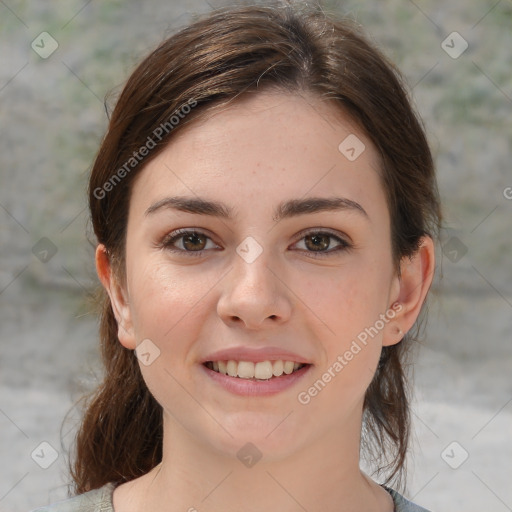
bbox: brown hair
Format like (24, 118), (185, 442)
(72, 2), (441, 494)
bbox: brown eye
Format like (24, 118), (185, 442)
(293, 230), (351, 257)
(162, 229), (220, 255)
(304, 233), (331, 251)
(182, 232), (207, 251)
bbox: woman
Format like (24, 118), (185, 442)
(33, 3), (440, 511)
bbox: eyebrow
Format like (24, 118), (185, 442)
(144, 195), (368, 221)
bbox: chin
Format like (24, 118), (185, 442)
(204, 411), (309, 461)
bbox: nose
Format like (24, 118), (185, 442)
(217, 251), (293, 329)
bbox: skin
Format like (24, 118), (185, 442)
(96, 90), (435, 512)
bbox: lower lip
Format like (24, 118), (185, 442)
(200, 363), (312, 396)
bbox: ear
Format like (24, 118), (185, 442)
(382, 236), (435, 347)
(95, 244), (137, 350)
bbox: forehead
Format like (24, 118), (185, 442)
(128, 90), (388, 224)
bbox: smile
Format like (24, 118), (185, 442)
(201, 358), (311, 396)
(204, 360), (308, 380)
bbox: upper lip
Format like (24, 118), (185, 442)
(201, 346), (312, 364)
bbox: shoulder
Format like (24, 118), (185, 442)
(29, 483), (115, 512)
(385, 486), (432, 512)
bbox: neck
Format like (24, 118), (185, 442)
(116, 410), (393, 512)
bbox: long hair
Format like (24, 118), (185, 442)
(71, 2), (441, 493)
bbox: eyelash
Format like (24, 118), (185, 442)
(160, 228), (352, 258)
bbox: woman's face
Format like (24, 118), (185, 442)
(110, 91), (407, 460)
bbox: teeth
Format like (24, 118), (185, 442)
(237, 361), (255, 379)
(272, 360), (283, 377)
(255, 361), (273, 379)
(283, 361), (294, 374)
(207, 360), (306, 379)
(226, 360), (238, 377)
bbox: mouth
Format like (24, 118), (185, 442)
(203, 360), (310, 380)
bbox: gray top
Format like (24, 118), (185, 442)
(31, 482), (431, 512)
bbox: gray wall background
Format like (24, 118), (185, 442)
(1, 1), (511, 511)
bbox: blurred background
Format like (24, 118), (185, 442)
(0, 1), (511, 511)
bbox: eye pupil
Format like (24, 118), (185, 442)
(305, 234), (329, 251)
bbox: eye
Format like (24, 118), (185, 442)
(161, 229), (220, 256)
(160, 228), (351, 258)
(291, 230), (352, 257)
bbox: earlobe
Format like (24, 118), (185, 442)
(383, 236), (436, 347)
(95, 244), (137, 350)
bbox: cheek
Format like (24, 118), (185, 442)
(300, 280), (385, 416)
(126, 259), (211, 405)
(317, 262), (391, 336)
(308, 260), (392, 389)
(126, 258), (208, 343)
